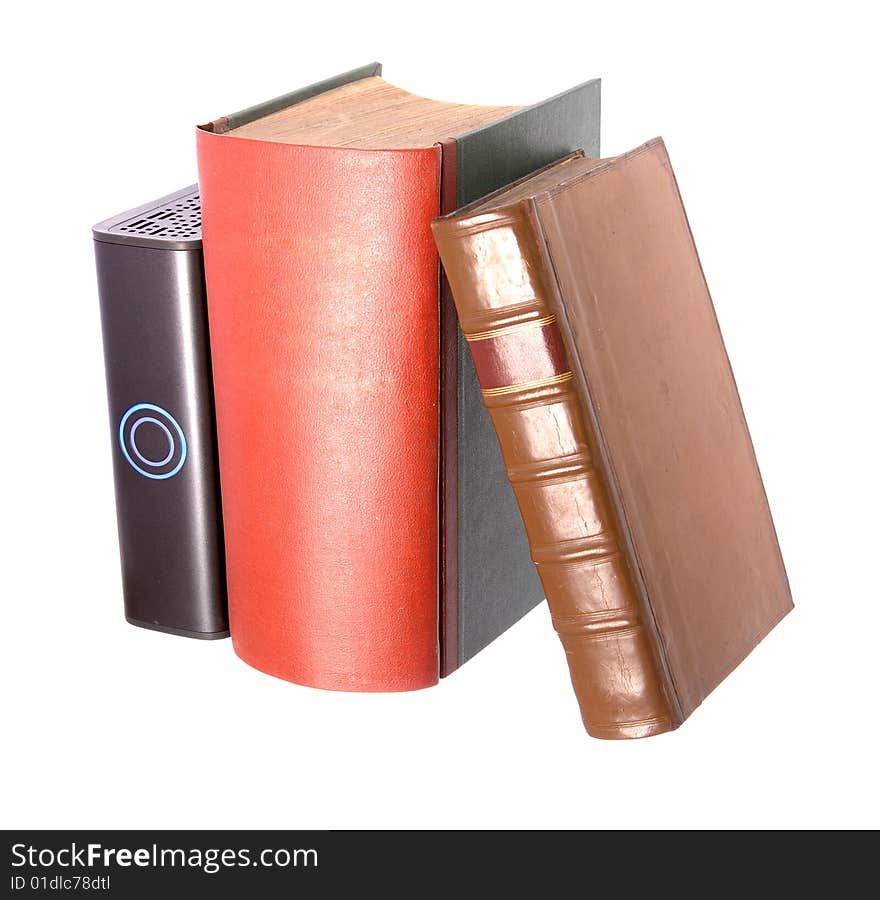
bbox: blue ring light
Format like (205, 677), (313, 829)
(130, 416), (175, 467)
(119, 403), (187, 480)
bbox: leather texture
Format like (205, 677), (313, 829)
(449, 78), (601, 667)
(434, 188), (674, 738)
(534, 140), (792, 718)
(433, 140), (792, 737)
(467, 319), (568, 390)
(197, 129), (440, 691)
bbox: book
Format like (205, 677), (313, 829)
(432, 139), (793, 737)
(196, 63), (600, 690)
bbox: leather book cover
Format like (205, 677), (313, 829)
(432, 139), (792, 736)
(196, 64), (600, 690)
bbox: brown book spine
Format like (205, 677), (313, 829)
(433, 203), (679, 739)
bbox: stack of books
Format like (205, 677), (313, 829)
(93, 63), (791, 739)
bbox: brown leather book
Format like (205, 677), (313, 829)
(432, 139), (793, 738)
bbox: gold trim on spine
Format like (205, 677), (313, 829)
(465, 315), (557, 342)
(481, 371), (573, 397)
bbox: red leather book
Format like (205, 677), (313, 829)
(196, 63), (600, 690)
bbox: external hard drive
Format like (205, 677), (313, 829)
(93, 186), (228, 638)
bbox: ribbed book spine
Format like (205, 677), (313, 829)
(433, 204), (677, 738)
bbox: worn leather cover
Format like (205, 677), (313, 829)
(197, 104), (440, 692)
(445, 79), (601, 671)
(433, 139), (792, 736)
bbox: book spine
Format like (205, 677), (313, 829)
(196, 130), (440, 691)
(433, 204), (677, 738)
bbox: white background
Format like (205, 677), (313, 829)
(2, 0), (878, 829)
